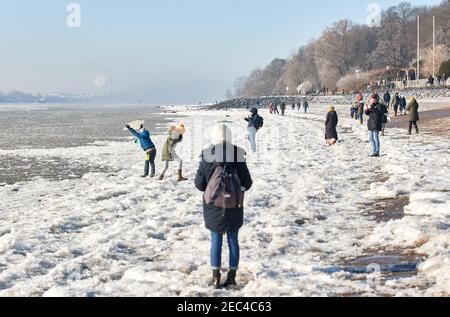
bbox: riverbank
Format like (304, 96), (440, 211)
(389, 103), (450, 137)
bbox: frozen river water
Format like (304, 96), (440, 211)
(0, 104), (179, 184)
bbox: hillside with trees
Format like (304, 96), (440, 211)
(232, 1), (450, 97)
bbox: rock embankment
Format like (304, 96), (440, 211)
(210, 86), (450, 109)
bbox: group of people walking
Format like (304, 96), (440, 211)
(269, 99), (309, 115)
(340, 91), (420, 157)
(385, 91), (407, 117)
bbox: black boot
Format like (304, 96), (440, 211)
(212, 270), (221, 289)
(416, 128), (419, 134)
(222, 270), (237, 288)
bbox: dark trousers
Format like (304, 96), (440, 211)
(409, 121), (419, 133)
(144, 149), (157, 176)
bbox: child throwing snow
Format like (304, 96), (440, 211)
(159, 124), (188, 182)
(126, 123), (157, 178)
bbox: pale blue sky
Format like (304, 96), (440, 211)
(0, 0), (442, 103)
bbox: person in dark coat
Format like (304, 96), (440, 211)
(383, 91), (391, 107)
(280, 102), (286, 116)
(195, 124), (253, 289)
(245, 108), (261, 152)
(273, 103), (280, 114)
(399, 95), (407, 115)
(365, 94), (384, 157)
(303, 99), (309, 114)
(380, 101), (389, 136)
(126, 124), (157, 178)
(406, 96), (420, 135)
(391, 92), (400, 116)
(325, 106), (338, 146)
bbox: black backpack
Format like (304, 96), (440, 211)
(254, 115), (264, 130)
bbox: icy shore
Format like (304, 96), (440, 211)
(0, 104), (449, 297)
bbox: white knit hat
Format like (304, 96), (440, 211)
(211, 123), (232, 145)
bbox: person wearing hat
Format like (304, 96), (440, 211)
(159, 123), (188, 181)
(195, 123), (253, 289)
(325, 106), (339, 146)
(406, 97), (420, 135)
(365, 93), (386, 157)
(245, 108), (263, 152)
(125, 123), (157, 178)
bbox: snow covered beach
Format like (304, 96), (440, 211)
(0, 103), (449, 297)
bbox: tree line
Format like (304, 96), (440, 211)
(231, 1), (450, 98)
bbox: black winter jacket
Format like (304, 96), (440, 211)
(325, 110), (339, 140)
(195, 144), (253, 234)
(365, 103), (386, 131)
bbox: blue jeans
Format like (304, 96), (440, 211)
(144, 149), (157, 176)
(369, 130), (380, 155)
(211, 231), (240, 270)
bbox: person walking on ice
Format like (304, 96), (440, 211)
(195, 123), (253, 289)
(406, 96), (420, 135)
(391, 92), (400, 116)
(356, 94), (365, 125)
(303, 99), (310, 114)
(325, 106), (338, 146)
(365, 94), (384, 157)
(273, 103), (280, 115)
(244, 108), (263, 153)
(383, 90), (391, 108)
(280, 102), (286, 116)
(399, 95), (407, 116)
(159, 124), (188, 181)
(126, 123), (157, 178)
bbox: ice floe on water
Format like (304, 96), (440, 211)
(0, 104), (449, 297)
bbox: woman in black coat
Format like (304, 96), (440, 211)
(325, 106), (339, 145)
(195, 124), (253, 289)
